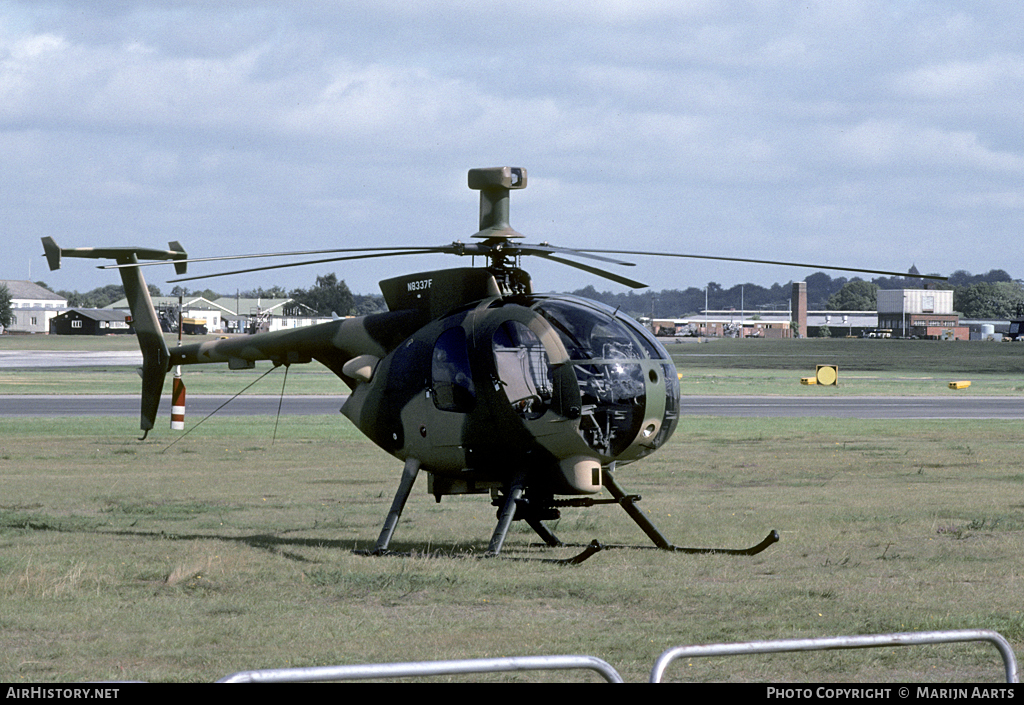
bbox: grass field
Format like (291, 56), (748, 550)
(1, 335), (1022, 682)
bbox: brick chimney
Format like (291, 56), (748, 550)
(792, 282), (807, 338)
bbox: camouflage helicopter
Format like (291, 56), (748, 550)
(42, 166), (941, 563)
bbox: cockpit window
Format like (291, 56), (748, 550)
(528, 298), (657, 455)
(531, 298), (668, 362)
(432, 327), (475, 412)
(619, 313), (672, 360)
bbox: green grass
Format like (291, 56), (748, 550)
(0, 332), (184, 351)
(1, 334), (1022, 682)
(670, 337), (1024, 374)
(668, 337), (1024, 395)
(674, 368), (1024, 396)
(1, 416), (1022, 682)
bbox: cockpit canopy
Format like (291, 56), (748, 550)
(530, 297), (671, 363)
(525, 297), (678, 458)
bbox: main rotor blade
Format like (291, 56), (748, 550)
(573, 249), (947, 281)
(516, 244), (636, 267)
(99, 246), (448, 270)
(538, 254), (648, 289)
(166, 249), (442, 283)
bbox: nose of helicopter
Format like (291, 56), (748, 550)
(642, 359), (681, 458)
(609, 357), (681, 464)
(524, 296), (680, 464)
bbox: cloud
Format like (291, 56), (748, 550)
(829, 119), (1024, 174)
(2, 1), (1022, 296)
(892, 53), (1024, 101)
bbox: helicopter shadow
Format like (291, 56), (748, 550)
(1, 515), (537, 564)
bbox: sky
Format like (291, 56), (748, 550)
(2, 1), (1022, 298)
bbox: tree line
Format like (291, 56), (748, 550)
(24, 267), (1024, 323)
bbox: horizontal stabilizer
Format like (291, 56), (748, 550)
(41, 237), (187, 273)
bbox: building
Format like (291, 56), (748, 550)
(1, 280), (68, 334)
(876, 289), (968, 340)
(644, 282), (973, 341)
(807, 311), (878, 337)
(104, 295), (327, 334)
(961, 319), (1011, 341)
(215, 298), (324, 334)
(105, 295), (227, 334)
(650, 316), (792, 338)
(692, 287), (965, 340)
(50, 308), (133, 335)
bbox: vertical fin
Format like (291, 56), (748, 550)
(41, 237), (62, 272)
(168, 241), (187, 276)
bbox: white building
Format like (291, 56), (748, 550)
(876, 289), (954, 317)
(104, 295), (329, 334)
(876, 289), (965, 339)
(1, 280), (68, 334)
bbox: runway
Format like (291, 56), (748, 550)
(4, 350), (1022, 420)
(2, 394), (1023, 419)
(0, 350), (143, 367)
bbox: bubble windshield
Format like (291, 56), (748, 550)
(530, 298), (670, 363)
(531, 297), (670, 457)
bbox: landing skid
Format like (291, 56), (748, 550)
(352, 461), (602, 564)
(596, 467), (780, 555)
(353, 540), (605, 565)
(527, 467), (778, 556)
(548, 532), (780, 556)
(355, 460), (778, 564)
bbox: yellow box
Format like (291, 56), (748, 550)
(948, 380), (971, 390)
(801, 377), (817, 385)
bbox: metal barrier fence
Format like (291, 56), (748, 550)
(218, 654), (624, 683)
(215, 630), (1017, 683)
(650, 630), (1019, 683)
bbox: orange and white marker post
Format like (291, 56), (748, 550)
(171, 367), (185, 431)
(171, 294), (185, 431)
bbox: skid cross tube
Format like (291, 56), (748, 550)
(650, 630), (1019, 683)
(525, 515), (563, 547)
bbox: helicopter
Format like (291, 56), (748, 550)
(41, 166), (944, 563)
